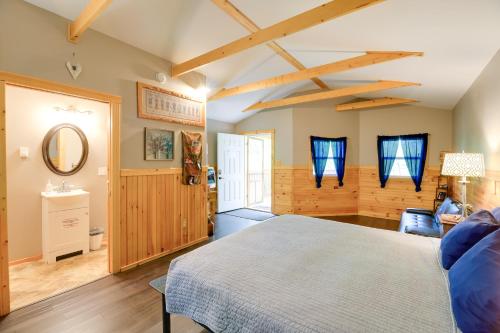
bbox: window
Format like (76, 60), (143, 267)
(312, 144), (337, 176)
(390, 139), (410, 177)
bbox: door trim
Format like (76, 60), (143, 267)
(240, 130), (275, 213)
(0, 71), (122, 316)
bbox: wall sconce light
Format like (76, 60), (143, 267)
(54, 106), (93, 115)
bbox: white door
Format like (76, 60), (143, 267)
(217, 133), (245, 213)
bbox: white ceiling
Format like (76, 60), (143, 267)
(25, 0), (500, 123)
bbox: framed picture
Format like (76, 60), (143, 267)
(144, 128), (174, 161)
(137, 82), (205, 128)
(436, 188), (447, 201)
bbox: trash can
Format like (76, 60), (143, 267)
(89, 227), (104, 251)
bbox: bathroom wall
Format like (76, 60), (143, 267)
(6, 85), (108, 261)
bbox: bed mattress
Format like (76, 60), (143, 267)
(165, 214), (458, 333)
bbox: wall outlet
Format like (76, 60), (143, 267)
(182, 219), (187, 228)
(19, 146), (29, 159)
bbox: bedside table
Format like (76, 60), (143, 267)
(438, 214), (464, 236)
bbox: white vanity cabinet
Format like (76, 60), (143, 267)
(41, 190), (90, 263)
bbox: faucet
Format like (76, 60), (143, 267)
(60, 181), (69, 192)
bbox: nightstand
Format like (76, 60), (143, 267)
(438, 214), (464, 236)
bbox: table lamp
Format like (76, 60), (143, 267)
(441, 152), (485, 217)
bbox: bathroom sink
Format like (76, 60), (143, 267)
(41, 189), (89, 198)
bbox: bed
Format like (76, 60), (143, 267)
(164, 214), (459, 333)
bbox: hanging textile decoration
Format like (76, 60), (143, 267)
(182, 131), (203, 185)
(331, 137), (347, 187)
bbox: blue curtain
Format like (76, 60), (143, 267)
(310, 136), (330, 188)
(377, 136), (399, 188)
(331, 137), (347, 187)
(400, 134), (428, 192)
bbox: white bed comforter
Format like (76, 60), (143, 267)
(165, 214), (457, 333)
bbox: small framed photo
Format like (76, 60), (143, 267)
(144, 128), (174, 161)
(436, 189), (447, 200)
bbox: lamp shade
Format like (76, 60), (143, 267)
(442, 153), (485, 177)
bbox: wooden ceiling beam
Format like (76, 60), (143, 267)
(211, 0), (329, 90)
(172, 0), (384, 77)
(244, 80), (420, 111)
(67, 0), (112, 43)
(210, 51), (422, 101)
(336, 97), (417, 111)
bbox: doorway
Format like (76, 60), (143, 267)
(0, 72), (121, 315)
(5, 85), (110, 310)
(216, 130), (274, 214)
(246, 133), (272, 212)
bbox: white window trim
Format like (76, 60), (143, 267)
(389, 139), (411, 178)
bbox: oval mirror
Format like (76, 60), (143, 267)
(42, 123), (89, 176)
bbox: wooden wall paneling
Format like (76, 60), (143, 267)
(452, 170), (500, 211)
(119, 169), (208, 270)
(146, 175), (156, 257)
(172, 173), (182, 250)
(126, 176), (137, 265)
(0, 81), (9, 316)
(273, 167), (294, 214)
(120, 177), (127, 268)
(358, 166), (439, 220)
(293, 167), (359, 216)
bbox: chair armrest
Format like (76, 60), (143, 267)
(406, 208), (434, 216)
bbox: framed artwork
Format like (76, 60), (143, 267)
(144, 128), (174, 161)
(137, 82), (206, 128)
(436, 188), (447, 201)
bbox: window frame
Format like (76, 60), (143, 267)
(311, 142), (338, 177)
(389, 139), (411, 179)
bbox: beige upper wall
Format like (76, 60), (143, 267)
(236, 102), (452, 168)
(359, 105), (453, 166)
(292, 99), (359, 166)
(235, 108), (294, 166)
(0, 0), (207, 169)
(453, 49), (500, 171)
(6, 85), (108, 261)
(206, 119), (235, 167)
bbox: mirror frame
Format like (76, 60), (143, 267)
(42, 123), (89, 176)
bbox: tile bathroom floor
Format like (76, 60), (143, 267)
(9, 245), (109, 310)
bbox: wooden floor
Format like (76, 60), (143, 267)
(0, 214), (397, 333)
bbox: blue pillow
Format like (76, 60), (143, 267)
(492, 207), (500, 223)
(440, 210), (498, 270)
(449, 230), (500, 333)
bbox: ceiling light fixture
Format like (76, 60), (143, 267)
(54, 106), (93, 115)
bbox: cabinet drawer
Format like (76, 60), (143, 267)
(47, 195), (89, 213)
(48, 208), (89, 251)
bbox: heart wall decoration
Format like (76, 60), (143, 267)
(66, 61), (82, 80)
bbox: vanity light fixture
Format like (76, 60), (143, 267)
(54, 105), (93, 115)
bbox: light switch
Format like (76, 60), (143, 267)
(98, 167), (107, 176)
(19, 147), (29, 159)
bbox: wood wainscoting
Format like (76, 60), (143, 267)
(358, 166), (439, 220)
(293, 167), (359, 216)
(273, 167), (294, 214)
(120, 168), (208, 271)
(451, 169), (500, 211)
(273, 165), (439, 220)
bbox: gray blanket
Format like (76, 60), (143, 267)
(165, 215), (457, 333)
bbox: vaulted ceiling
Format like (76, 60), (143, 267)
(25, 0), (500, 123)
